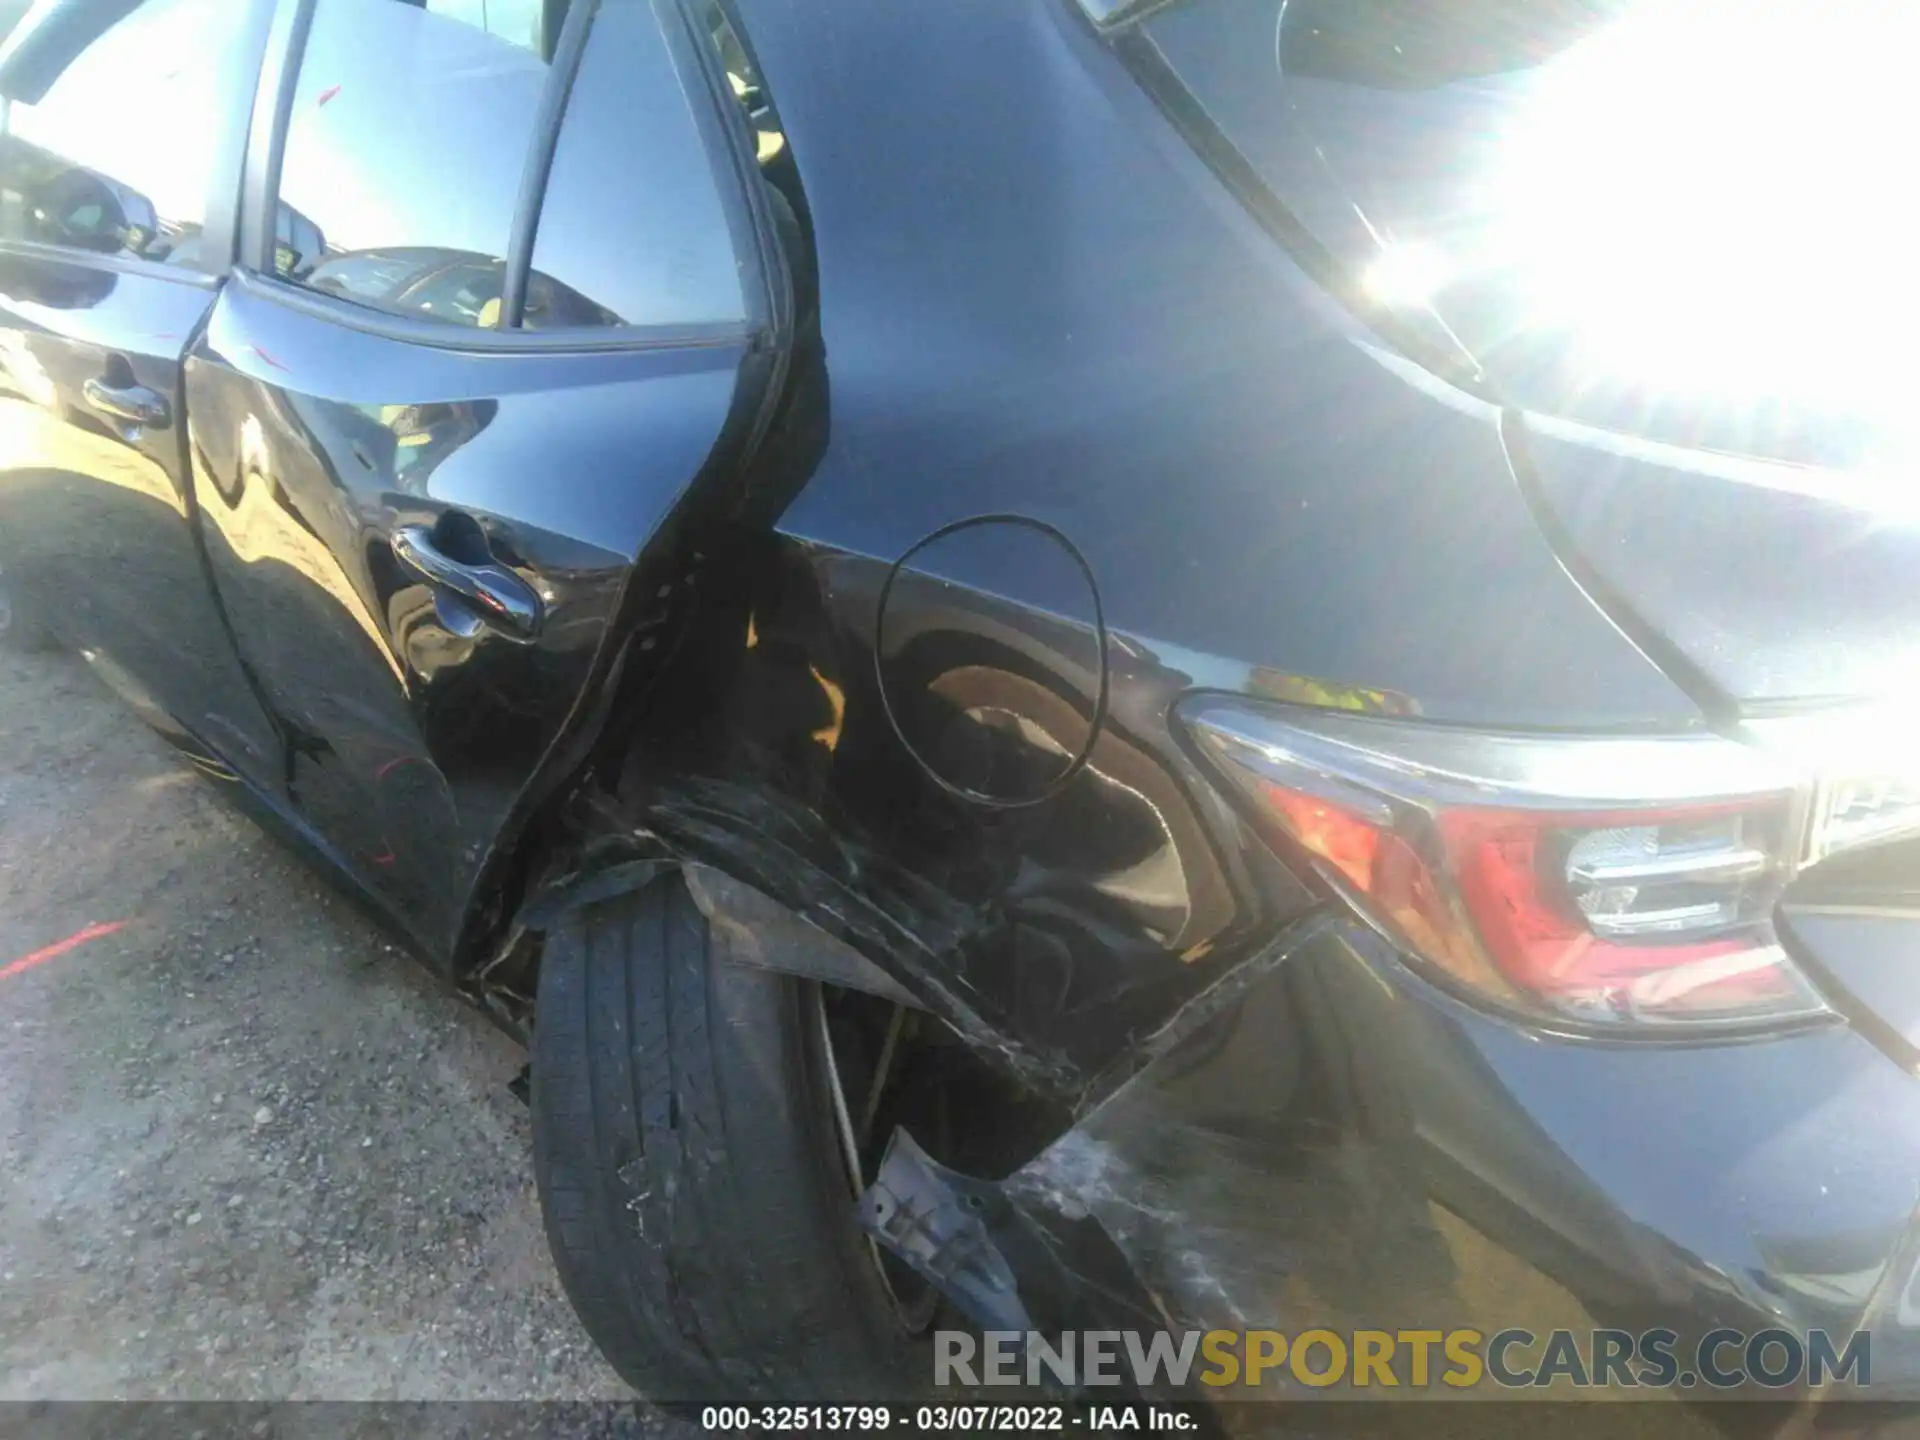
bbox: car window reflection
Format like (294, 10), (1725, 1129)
(525, 1), (748, 329)
(272, 0), (551, 329)
(298, 244), (618, 330)
(0, 0), (247, 268)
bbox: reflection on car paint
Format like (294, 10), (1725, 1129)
(5, 0), (1920, 1399)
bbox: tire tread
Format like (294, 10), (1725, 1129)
(531, 877), (922, 1401)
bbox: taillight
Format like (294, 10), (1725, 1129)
(1747, 707), (1920, 865)
(1179, 698), (1833, 1030)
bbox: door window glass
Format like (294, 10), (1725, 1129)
(0, 0), (255, 268)
(525, 1), (746, 329)
(425, 0), (552, 53)
(272, 0), (560, 327)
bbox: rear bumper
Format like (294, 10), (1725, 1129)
(909, 916), (1920, 1404)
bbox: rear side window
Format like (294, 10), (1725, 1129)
(0, 0), (257, 269)
(269, 0), (744, 334)
(526, 1), (746, 329)
(424, 0), (554, 53)
(272, 0), (560, 328)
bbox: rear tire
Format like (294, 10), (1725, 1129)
(531, 877), (930, 1402)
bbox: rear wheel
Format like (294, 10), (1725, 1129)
(530, 877), (938, 1401)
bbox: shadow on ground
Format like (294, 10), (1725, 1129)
(0, 646), (671, 1417)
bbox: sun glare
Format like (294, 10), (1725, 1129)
(1487, 0), (1920, 420)
(1363, 241), (1453, 309)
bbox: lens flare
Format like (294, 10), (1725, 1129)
(1363, 242), (1453, 309)
(1489, 0), (1920, 423)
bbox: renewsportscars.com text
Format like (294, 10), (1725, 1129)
(935, 1327), (1872, 1392)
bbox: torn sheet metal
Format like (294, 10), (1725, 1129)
(684, 863), (924, 1010)
(853, 913), (1534, 1365)
(854, 920), (1336, 1356)
(860, 979), (1319, 1355)
(868, 913), (1920, 1407)
(859, 1129), (1174, 1353)
(858, 1130), (1033, 1333)
(502, 824), (926, 1010)
(516, 856), (678, 932)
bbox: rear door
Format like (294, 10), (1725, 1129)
(0, 0), (284, 781)
(187, 0), (780, 957)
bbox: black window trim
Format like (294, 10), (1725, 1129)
(237, 0), (316, 278)
(500, 0), (599, 329)
(227, 264), (750, 354)
(235, 0), (764, 355)
(655, 0), (786, 354)
(653, 0), (789, 437)
(0, 236), (219, 288)
(0, 0), (279, 285)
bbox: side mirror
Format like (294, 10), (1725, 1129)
(30, 168), (128, 252)
(26, 164), (158, 256)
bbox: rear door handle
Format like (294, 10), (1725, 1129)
(82, 376), (171, 430)
(392, 523), (543, 640)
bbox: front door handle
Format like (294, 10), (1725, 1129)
(392, 524), (543, 640)
(82, 376), (171, 430)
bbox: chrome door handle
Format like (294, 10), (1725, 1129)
(391, 524), (543, 640)
(82, 376), (171, 429)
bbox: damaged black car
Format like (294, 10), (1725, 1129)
(4, 0), (1920, 1415)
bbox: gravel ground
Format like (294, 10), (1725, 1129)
(0, 643), (680, 1427)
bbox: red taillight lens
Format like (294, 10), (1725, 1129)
(1184, 700), (1830, 1030)
(1442, 806), (1804, 1018)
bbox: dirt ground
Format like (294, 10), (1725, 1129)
(0, 641), (684, 1425)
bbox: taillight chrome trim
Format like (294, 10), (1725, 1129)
(1565, 846), (1773, 887)
(1185, 698), (1802, 813)
(1178, 695), (1839, 1033)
